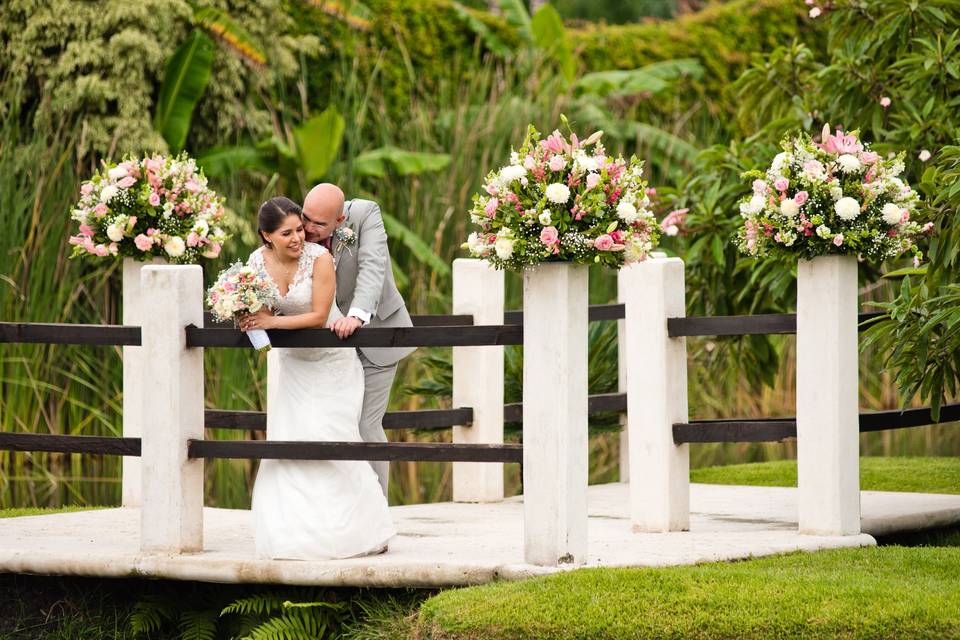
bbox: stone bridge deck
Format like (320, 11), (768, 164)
(2, 483), (959, 587)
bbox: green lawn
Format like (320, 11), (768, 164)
(690, 456), (960, 494)
(417, 546), (960, 639)
(0, 506), (106, 519)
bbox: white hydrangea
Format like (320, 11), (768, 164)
(545, 183), (571, 204)
(780, 199), (799, 218)
(500, 165), (527, 183)
(616, 200), (639, 224)
(100, 185), (118, 203)
(835, 197), (861, 221)
(881, 202), (903, 225)
(836, 154), (861, 173)
(740, 194), (766, 217)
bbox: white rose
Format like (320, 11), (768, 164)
(107, 166), (128, 181)
(545, 183), (571, 204)
(162, 202), (174, 218)
(538, 211), (552, 226)
(616, 200), (638, 224)
(881, 202), (903, 225)
(500, 165), (527, 183)
(836, 154), (861, 173)
(829, 186), (844, 201)
(780, 199), (799, 218)
(100, 185), (118, 203)
(494, 237), (514, 260)
(835, 197), (861, 221)
(466, 232), (482, 255)
(106, 224), (124, 242)
(164, 236), (186, 258)
(193, 219), (210, 237)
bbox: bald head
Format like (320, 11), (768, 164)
(301, 183), (346, 243)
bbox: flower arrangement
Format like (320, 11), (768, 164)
(207, 262), (280, 351)
(464, 122), (660, 269)
(68, 153), (229, 263)
(736, 125), (930, 264)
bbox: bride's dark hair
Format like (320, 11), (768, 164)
(258, 197), (303, 245)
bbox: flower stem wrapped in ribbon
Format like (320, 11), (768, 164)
(68, 152), (229, 263)
(736, 125), (932, 265)
(207, 262), (280, 352)
(464, 119), (660, 269)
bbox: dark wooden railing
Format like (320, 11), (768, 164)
(1, 306), (954, 460)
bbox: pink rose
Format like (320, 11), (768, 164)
(94, 244), (109, 257)
(485, 183), (499, 196)
(859, 151), (879, 165)
(794, 191), (808, 205)
(586, 173), (601, 189)
(118, 176), (137, 189)
(484, 198), (499, 217)
(80, 183), (93, 196)
(187, 232), (201, 247)
(609, 230), (625, 244)
(148, 192), (161, 207)
(752, 179), (768, 194)
(93, 203), (108, 216)
(548, 155), (565, 172)
(594, 234), (614, 251)
(134, 234), (153, 252)
(774, 177), (789, 192)
(67, 235), (84, 246)
(540, 226), (559, 247)
(833, 233), (844, 247)
(79, 224), (94, 237)
(146, 228), (158, 236)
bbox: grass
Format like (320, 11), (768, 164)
(0, 506), (104, 519)
(690, 456), (960, 495)
(416, 546), (960, 639)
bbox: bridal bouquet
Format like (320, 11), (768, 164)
(735, 125), (931, 264)
(464, 122), (659, 269)
(68, 152), (229, 263)
(207, 262), (280, 352)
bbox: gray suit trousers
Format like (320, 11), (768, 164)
(358, 351), (396, 497)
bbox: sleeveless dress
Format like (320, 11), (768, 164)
(248, 242), (395, 560)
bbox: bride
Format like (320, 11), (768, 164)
(239, 196), (395, 560)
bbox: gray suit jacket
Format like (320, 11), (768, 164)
(333, 199), (415, 367)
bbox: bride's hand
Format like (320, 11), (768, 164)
(238, 308), (275, 331)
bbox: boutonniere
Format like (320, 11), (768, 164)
(334, 225), (357, 254)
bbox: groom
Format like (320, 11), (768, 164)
(301, 184), (415, 496)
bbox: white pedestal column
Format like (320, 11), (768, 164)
(452, 259), (505, 502)
(122, 257), (164, 507)
(797, 254), (860, 535)
(522, 263), (588, 566)
(140, 265), (205, 553)
(623, 257), (690, 532)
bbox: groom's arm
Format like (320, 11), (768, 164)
(349, 203), (389, 321)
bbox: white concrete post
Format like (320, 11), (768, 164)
(623, 257), (690, 532)
(797, 255), (860, 535)
(452, 259), (505, 502)
(122, 257), (164, 507)
(140, 265), (205, 553)
(522, 263), (588, 566)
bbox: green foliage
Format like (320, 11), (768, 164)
(156, 30), (216, 153)
(531, 4), (575, 82)
(553, 0), (677, 23)
(418, 546), (960, 639)
(574, 58), (702, 98)
(353, 146), (452, 178)
(294, 106), (347, 182)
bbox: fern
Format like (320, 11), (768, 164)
(221, 592), (291, 617)
(130, 598), (174, 635)
(178, 610), (219, 640)
(245, 609), (332, 640)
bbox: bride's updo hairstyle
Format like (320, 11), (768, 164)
(258, 196), (303, 245)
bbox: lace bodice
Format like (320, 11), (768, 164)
(249, 243), (342, 322)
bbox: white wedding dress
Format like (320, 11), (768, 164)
(248, 242), (395, 560)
